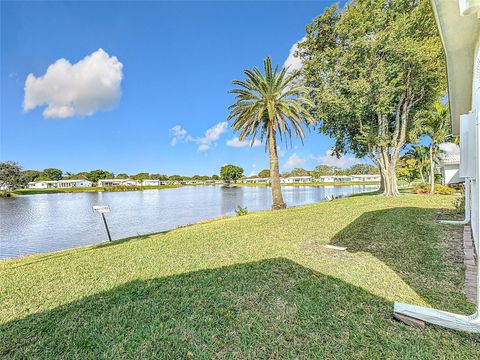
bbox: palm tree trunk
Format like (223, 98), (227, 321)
(419, 166), (425, 184)
(429, 144), (435, 194)
(269, 129), (286, 210)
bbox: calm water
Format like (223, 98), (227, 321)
(0, 185), (377, 259)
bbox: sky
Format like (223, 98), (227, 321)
(1, 0), (366, 177)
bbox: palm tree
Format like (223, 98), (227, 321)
(228, 57), (315, 210)
(405, 145), (430, 184)
(411, 102), (452, 194)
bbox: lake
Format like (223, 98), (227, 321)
(0, 185), (378, 259)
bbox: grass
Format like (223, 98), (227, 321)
(1, 193), (479, 358)
(12, 184), (181, 195)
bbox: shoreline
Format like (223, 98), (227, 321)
(1, 189), (384, 262)
(8, 181), (389, 196)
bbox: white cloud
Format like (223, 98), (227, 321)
(170, 121), (228, 152)
(226, 137), (262, 148)
(170, 125), (188, 145)
(310, 150), (362, 168)
(277, 148), (286, 158)
(284, 37), (305, 74)
(439, 142), (460, 157)
(197, 143), (210, 152)
(24, 48), (123, 119)
(283, 153), (305, 169)
(193, 121), (228, 152)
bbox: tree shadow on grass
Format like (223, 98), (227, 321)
(329, 206), (472, 314)
(1, 258), (479, 359)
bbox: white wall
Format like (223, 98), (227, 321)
(471, 35), (480, 254)
(442, 165), (461, 185)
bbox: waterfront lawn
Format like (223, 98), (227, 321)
(1, 193), (479, 358)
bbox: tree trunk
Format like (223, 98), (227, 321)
(419, 167), (425, 184)
(378, 169), (385, 194)
(269, 129), (286, 210)
(376, 149), (400, 196)
(429, 144), (435, 195)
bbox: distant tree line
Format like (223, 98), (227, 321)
(0, 161), (222, 190)
(248, 164), (379, 179)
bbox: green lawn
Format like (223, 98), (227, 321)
(1, 193), (479, 358)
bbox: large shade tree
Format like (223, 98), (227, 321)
(228, 57), (315, 210)
(298, 0), (446, 195)
(220, 164), (244, 183)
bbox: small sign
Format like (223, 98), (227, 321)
(323, 245), (347, 251)
(93, 205), (110, 213)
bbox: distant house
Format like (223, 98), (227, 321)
(241, 178), (270, 184)
(332, 175), (353, 182)
(97, 179), (138, 187)
(141, 179), (161, 186)
(317, 175), (352, 182)
(254, 178), (271, 184)
(28, 180), (93, 189)
(350, 174), (381, 182)
(283, 176), (312, 183)
(317, 176), (336, 183)
(317, 174), (380, 183)
(438, 153), (461, 185)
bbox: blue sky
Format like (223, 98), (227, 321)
(1, 0), (362, 176)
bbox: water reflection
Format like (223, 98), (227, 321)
(0, 185), (377, 259)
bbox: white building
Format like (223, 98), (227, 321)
(350, 174), (381, 182)
(141, 179), (161, 186)
(28, 180), (93, 189)
(317, 174), (380, 183)
(394, 0), (480, 333)
(241, 178), (271, 184)
(98, 179), (138, 187)
(317, 176), (335, 183)
(439, 153), (461, 185)
(283, 176), (313, 184)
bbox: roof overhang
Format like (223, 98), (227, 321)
(429, 0), (480, 134)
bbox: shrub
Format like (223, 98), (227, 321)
(413, 184), (430, 194)
(435, 184), (456, 195)
(413, 184), (455, 195)
(235, 206), (248, 216)
(453, 185), (465, 213)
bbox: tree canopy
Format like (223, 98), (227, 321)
(220, 165), (244, 183)
(299, 0), (446, 195)
(258, 169), (270, 178)
(42, 168), (63, 181)
(0, 161), (23, 191)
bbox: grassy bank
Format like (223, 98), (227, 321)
(12, 184), (181, 195)
(1, 193), (478, 358)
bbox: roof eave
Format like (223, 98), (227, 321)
(429, 0), (480, 135)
